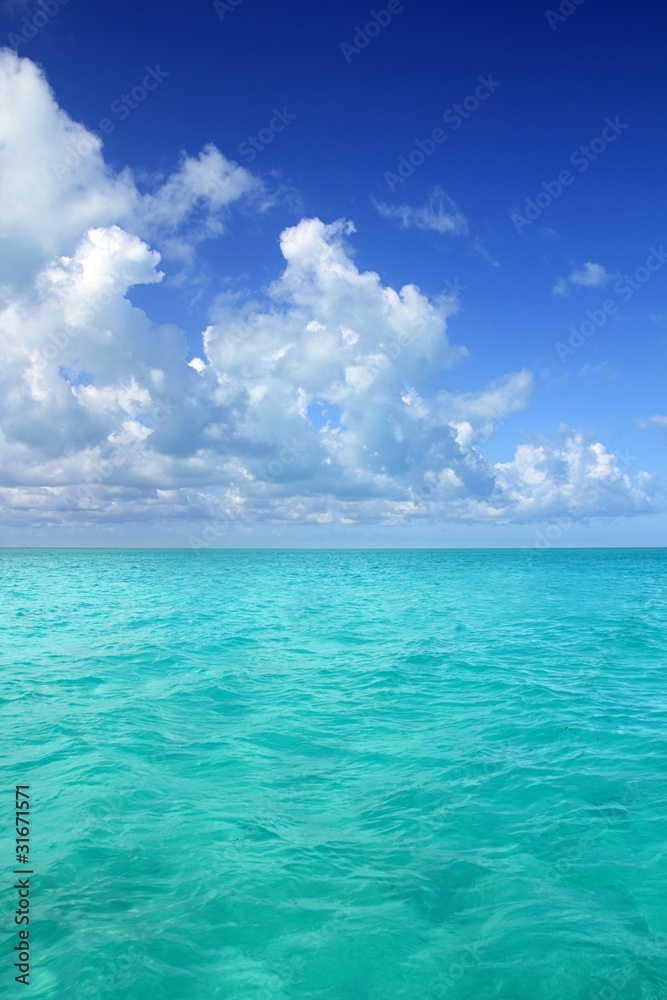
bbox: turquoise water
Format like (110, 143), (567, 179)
(1, 548), (667, 999)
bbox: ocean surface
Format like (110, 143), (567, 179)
(1, 548), (666, 999)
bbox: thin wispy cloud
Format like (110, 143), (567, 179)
(374, 189), (500, 267)
(470, 235), (501, 268)
(374, 187), (469, 236)
(578, 362), (620, 381)
(637, 414), (667, 432)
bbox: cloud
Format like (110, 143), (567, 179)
(552, 261), (614, 296)
(637, 414), (667, 437)
(0, 50), (658, 536)
(490, 431), (656, 523)
(571, 262), (613, 286)
(3, 209), (654, 529)
(577, 361), (619, 381)
(374, 187), (469, 236)
(0, 48), (263, 284)
(375, 188), (500, 268)
(469, 235), (501, 268)
(135, 143), (268, 267)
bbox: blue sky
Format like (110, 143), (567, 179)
(0, 0), (665, 546)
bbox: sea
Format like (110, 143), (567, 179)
(1, 548), (666, 999)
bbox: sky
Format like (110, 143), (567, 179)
(0, 0), (665, 547)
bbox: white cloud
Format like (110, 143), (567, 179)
(0, 50), (657, 536)
(552, 261), (614, 296)
(470, 235), (501, 268)
(571, 262), (612, 286)
(0, 50), (135, 283)
(374, 187), (469, 236)
(577, 362), (619, 381)
(491, 431), (655, 523)
(0, 48), (263, 285)
(637, 414), (667, 434)
(375, 189), (501, 268)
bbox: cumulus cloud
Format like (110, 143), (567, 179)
(552, 261), (614, 296)
(0, 49), (657, 535)
(374, 187), (469, 236)
(0, 48), (263, 285)
(490, 431), (655, 523)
